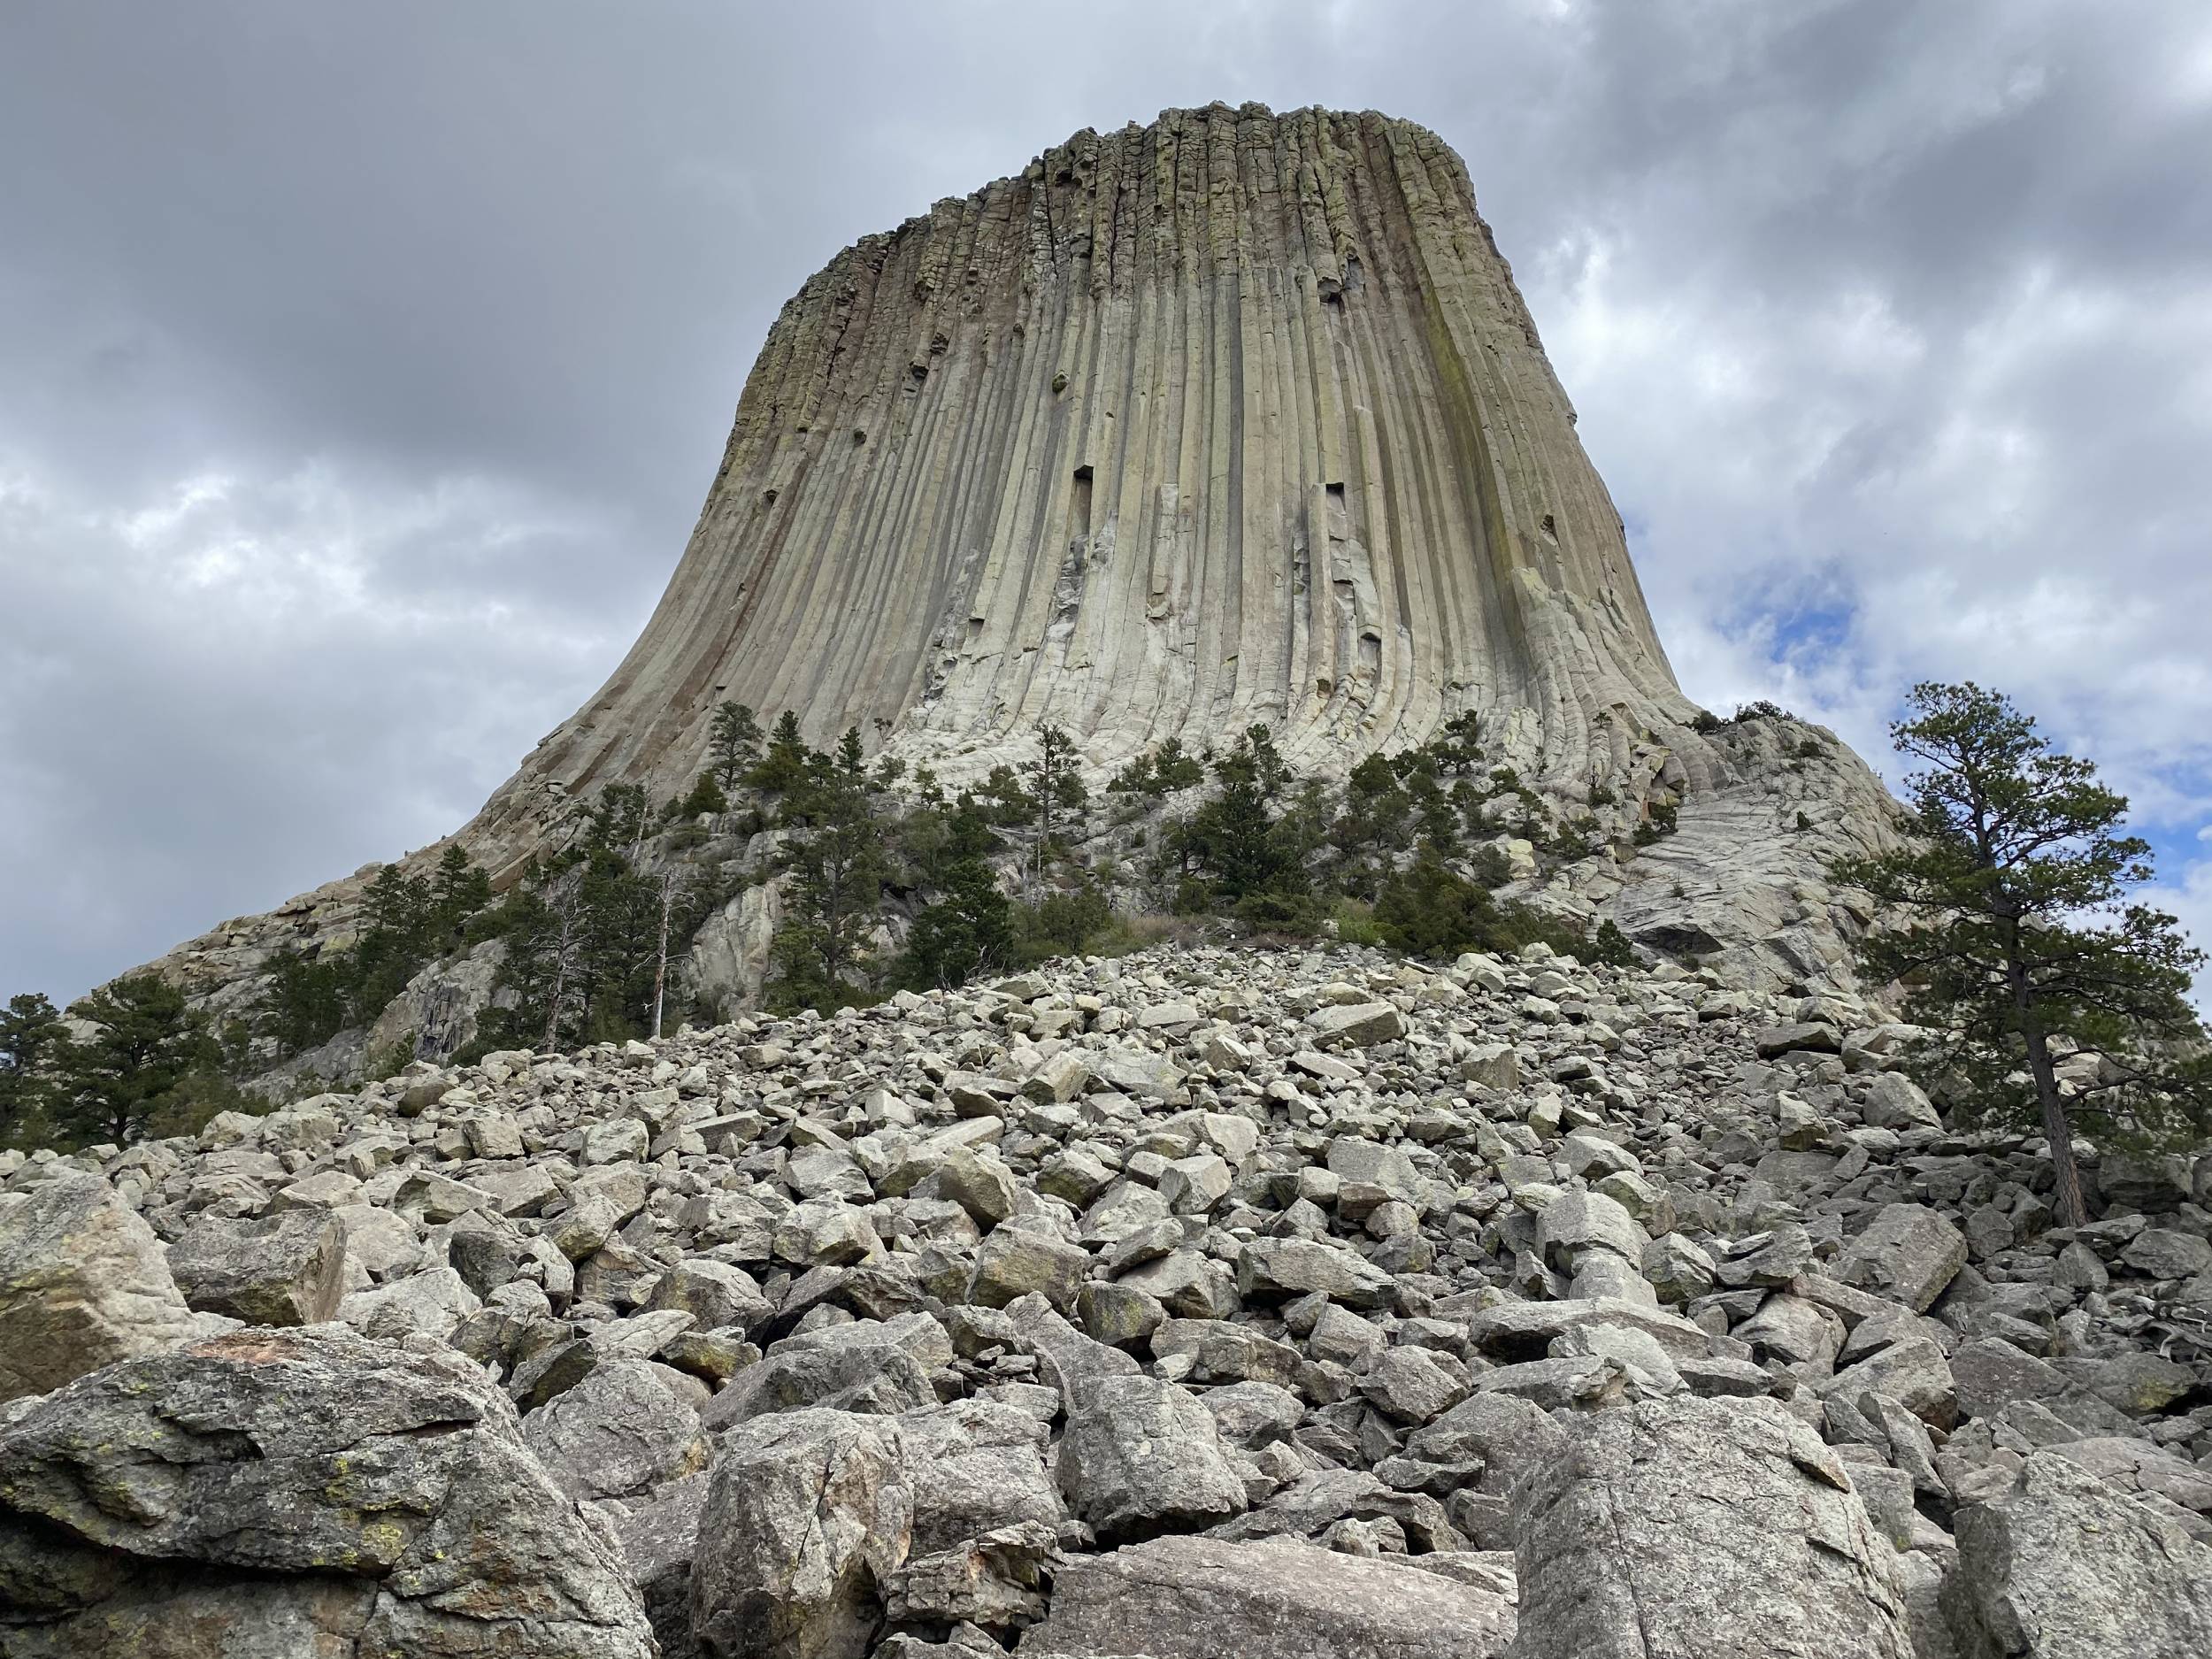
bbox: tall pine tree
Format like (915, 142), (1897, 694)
(58, 973), (215, 1145)
(1832, 683), (2211, 1225)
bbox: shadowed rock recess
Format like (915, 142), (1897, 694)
(133, 103), (1904, 1028)
(5, 943), (2211, 1656)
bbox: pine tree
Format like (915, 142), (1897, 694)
(428, 845), (493, 943)
(709, 702), (764, 794)
(753, 710), (814, 798)
(1331, 751), (1413, 898)
(1153, 736), (1205, 792)
(488, 873), (594, 1053)
(769, 763), (888, 1010)
(0, 992), (67, 1143)
(1831, 683), (2212, 1225)
(900, 800), (1015, 990)
(259, 945), (352, 1055)
(58, 973), (216, 1145)
(836, 726), (867, 778)
(349, 862), (435, 1019)
(1187, 726), (1302, 905)
(1025, 725), (1088, 857)
(1432, 710), (1486, 775)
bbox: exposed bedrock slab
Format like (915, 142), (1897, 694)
(1505, 1395), (1911, 1659)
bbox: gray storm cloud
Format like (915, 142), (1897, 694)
(3, 0), (2208, 1002)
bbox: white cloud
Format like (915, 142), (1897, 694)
(0, 452), (645, 1002)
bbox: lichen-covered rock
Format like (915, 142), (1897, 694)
(1945, 1450), (2212, 1657)
(0, 1173), (196, 1404)
(1506, 1396), (1910, 1659)
(698, 1339), (935, 1432)
(1306, 1002), (1407, 1049)
(689, 1408), (912, 1659)
(1055, 1374), (1248, 1543)
(0, 1325), (654, 1656)
(1020, 1533), (1516, 1659)
(898, 1399), (1065, 1554)
(165, 1209), (346, 1326)
(522, 1351), (710, 1501)
(1235, 1235), (1396, 1310)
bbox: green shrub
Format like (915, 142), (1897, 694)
(1331, 899), (1386, 948)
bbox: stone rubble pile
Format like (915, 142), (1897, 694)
(4, 941), (2209, 1658)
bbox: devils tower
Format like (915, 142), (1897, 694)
(464, 104), (1701, 867)
(134, 103), (1900, 1039)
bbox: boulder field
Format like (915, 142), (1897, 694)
(3, 940), (2208, 1656)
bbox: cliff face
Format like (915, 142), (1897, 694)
(464, 104), (1705, 873)
(130, 104), (1906, 1037)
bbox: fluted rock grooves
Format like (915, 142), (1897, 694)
(129, 103), (1907, 1020)
(466, 103), (1702, 869)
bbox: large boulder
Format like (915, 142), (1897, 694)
(1949, 1339), (2139, 1437)
(0, 1325), (654, 1656)
(1235, 1235), (1397, 1310)
(1305, 1002), (1406, 1049)
(898, 1399), (1065, 1554)
(1834, 1204), (1967, 1313)
(689, 1409), (911, 1659)
(1055, 1373), (1248, 1543)
(1019, 1533), (1516, 1659)
(165, 1210), (347, 1326)
(1506, 1395), (1910, 1659)
(604, 1468), (712, 1659)
(1945, 1450), (2212, 1657)
(0, 1173), (196, 1403)
(522, 1352), (710, 1501)
(698, 1339), (935, 1432)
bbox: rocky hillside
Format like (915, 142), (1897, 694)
(4, 938), (2208, 1655)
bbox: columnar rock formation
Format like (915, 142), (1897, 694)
(125, 103), (1907, 1035)
(465, 103), (1704, 871)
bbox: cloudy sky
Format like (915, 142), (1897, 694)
(4, 0), (2208, 1006)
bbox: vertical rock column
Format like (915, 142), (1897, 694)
(460, 103), (1704, 876)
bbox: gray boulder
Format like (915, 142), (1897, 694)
(0, 1325), (653, 1656)
(1019, 1533), (1515, 1659)
(605, 1468), (713, 1659)
(1235, 1235), (1396, 1310)
(647, 1257), (774, 1334)
(1946, 1450), (2212, 1657)
(2096, 1150), (2194, 1213)
(690, 1408), (911, 1659)
(523, 1352), (710, 1501)
(968, 1227), (1089, 1311)
(1950, 1339), (2139, 1437)
(1835, 1203), (1968, 1312)
(1506, 1395), (1910, 1658)
(165, 1210), (346, 1326)
(1306, 1002), (1407, 1048)
(1535, 1191), (1647, 1271)
(700, 1340), (935, 1432)
(1056, 1373), (1248, 1543)
(899, 1399), (1065, 1554)
(0, 1173), (196, 1403)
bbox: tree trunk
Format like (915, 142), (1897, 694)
(542, 893), (578, 1055)
(650, 876), (672, 1041)
(2005, 928), (2086, 1226)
